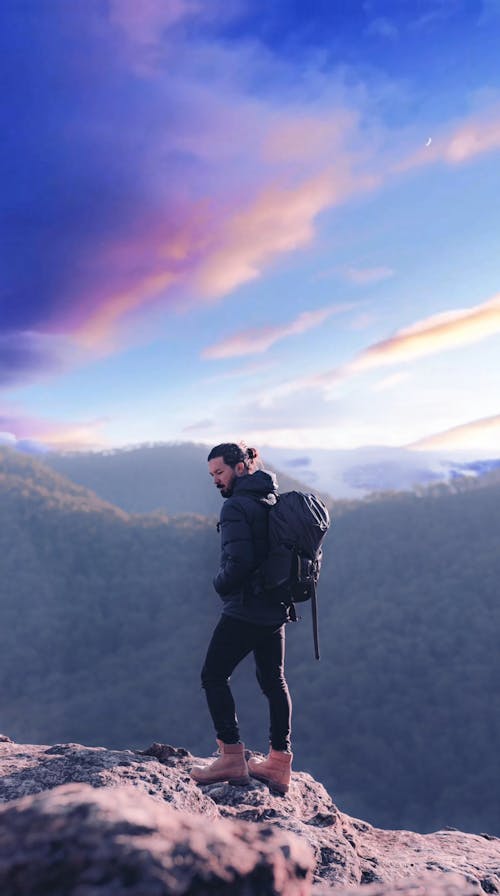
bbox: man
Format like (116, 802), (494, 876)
(190, 442), (293, 794)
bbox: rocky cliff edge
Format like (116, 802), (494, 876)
(0, 734), (498, 896)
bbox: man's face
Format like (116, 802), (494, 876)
(208, 456), (240, 498)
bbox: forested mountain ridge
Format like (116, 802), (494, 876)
(1, 445), (500, 837)
(0, 444), (220, 744)
(40, 440), (500, 519)
(1, 446), (130, 517)
(41, 442), (336, 515)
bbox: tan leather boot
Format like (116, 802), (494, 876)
(248, 749), (293, 794)
(190, 741), (250, 786)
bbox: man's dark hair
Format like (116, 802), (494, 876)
(208, 442), (259, 471)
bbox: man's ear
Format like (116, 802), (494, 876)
(235, 461), (246, 476)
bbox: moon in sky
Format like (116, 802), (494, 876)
(426, 137), (432, 146)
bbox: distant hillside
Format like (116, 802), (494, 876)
(1, 445), (500, 837)
(41, 442), (335, 516)
(0, 446), (129, 516)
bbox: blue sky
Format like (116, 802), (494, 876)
(1, 0), (500, 454)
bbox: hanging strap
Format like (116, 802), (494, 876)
(311, 582), (320, 661)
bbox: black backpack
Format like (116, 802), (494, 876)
(258, 491), (331, 660)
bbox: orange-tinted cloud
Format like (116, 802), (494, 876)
(202, 304), (350, 359)
(197, 169), (377, 299)
(65, 101), (376, 350)
(6, 0), (387, 374)
(40, 423), (109, 451)
(260, 291), (500, 403)
(58, 105), (375, 354)
(343, 292), (500, 376)
(408, 413), (500, 450)
(73, 161), (374, 352)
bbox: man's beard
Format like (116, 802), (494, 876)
(218, 483), (234, 498)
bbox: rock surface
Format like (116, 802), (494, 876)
(0, 782), (313, 895)
(1, 736), (499, 896)
(316, 876), (486, 896)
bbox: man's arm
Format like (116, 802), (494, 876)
(214, 499), (255, 597)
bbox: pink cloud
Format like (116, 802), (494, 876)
(106, 0), (246, 74)
(11, 0), (500, 396)
(6, 1), (391, 377)
(109, 0), (197, 36)
(196, 176), (333, 297)
(35, 157), (370, 357)
(47, 205), (212, 349)
(74, 153), (374, 351)
(108, 0), (243, 43)
(343, 266), (394, 285)
(35, 84), (376, 357)
(0, 409), (109, 451)
(74, 270), (179, 349)
(48, 98), (500, 369)
(262, 109), (358, 165)
(202, 304), (351, 359)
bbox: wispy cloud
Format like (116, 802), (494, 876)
(202, 304), (351, 360)
(341, 293), (500, 376)
(108, 0), (201, 44)
(408, 0), (459, 31)
(366, 17), (399, 39)
(202, 359), (277, 383)
(350, 312), (378, 331)
(75, 271), (179, 349)
(196, 168), (377, 299)
(259, 291), (500, 403)
(345, 293), (500, 373)
(261, 109), (359, 165)
(4, 0), (500, 398)
(106, 0), (242, 70)
(371, 372), (410, 392)
(408, 413), (500, 450)
(343, 266), (394, 285)
(2, 1), (380, 381)
(182, 418), (215, 433)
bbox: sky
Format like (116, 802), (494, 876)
(2, 0), (500, 456)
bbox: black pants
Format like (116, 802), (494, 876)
(201, 614), (292, 751)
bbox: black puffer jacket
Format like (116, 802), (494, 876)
(213, 470), (289, 626)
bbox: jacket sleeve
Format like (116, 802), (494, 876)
(213, 499), (255, 597)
